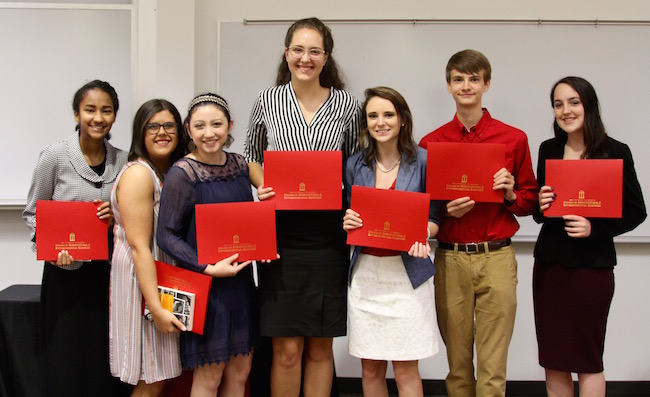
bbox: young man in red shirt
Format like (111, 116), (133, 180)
(419, 49), (538, 397)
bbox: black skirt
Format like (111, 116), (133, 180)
(533, 262), (614, 373)
(257, 210), (349, 337)
(41, 261), (127, 396)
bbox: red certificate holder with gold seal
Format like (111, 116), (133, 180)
(35, 200), (108, 261)
(544, 159), (623, 218)
(263, 150), (342, 210)
(426, 142), (505, 203)
(346, 186), (431, 252)
(195, 201), (277, 263)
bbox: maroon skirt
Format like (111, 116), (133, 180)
(533, 262), (614, 373)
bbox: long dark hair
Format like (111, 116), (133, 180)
(72, 79), (119, 140)
(360, 87), (417, 169)
(275, 17), (345, 89)
(551, 76), (608, 159)
(129, 99), (187, 181)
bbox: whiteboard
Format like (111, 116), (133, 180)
(0, 7), (132, 205)
(218, 21), (649, 241)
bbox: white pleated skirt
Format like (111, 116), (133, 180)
(348, 253), (439, 361)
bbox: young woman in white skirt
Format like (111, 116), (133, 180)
(343, 87), (441, 397)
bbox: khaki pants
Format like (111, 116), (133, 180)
(434, 245), (518, 397)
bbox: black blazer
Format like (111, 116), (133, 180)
(533, 135), (646, 267)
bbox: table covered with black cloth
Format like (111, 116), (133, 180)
(0, 284), (44, 397)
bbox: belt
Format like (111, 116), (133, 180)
(437, 238), (512, 254)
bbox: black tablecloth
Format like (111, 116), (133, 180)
(0, 285), (340, 397)
(0, 284), (44, 397)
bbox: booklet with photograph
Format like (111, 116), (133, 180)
(144, 286), (196, 332)
(346, 186), (430, 252)
(544, 159), (623, 218)
(195, 201), (277, 263)
(426, 142), (506, 203)
(143, 261), (212, 335)
(35, 200), (108, 261)
(264, 150), (343, 210)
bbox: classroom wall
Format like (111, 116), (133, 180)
(0, 0), (195, 313)
(194, 0), (650, 92)
(1, 0), (649, 383)
(0, 0), (195, 272)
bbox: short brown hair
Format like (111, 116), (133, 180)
(445, 49), (491, 84)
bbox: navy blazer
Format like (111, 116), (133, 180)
(344, 146), (441, 289)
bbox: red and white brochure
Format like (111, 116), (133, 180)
(149, 261), (212, 335)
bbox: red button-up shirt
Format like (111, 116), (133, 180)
(419, 109), (538, 243)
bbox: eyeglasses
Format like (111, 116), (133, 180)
(145, 122), (178, 135)
(286, 46), (326, 60)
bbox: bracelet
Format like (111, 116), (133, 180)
(427, 228), (431, 240)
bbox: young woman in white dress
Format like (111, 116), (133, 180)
(343, 87), (440, 397)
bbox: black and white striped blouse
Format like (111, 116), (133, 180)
(244, 82), (361, 164)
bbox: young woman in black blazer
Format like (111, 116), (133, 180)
(534, 76), (646, 397)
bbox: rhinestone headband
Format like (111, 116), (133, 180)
(188, 95), (230, 114)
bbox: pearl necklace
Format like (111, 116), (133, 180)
(377, 158), (400, 173)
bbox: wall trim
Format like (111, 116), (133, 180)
(336, 378), (650, 396)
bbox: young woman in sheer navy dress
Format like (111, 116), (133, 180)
(157, 94), (257, 396)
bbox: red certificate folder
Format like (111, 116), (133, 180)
(35, 200), (108, 261)
(150, 261), (212, 335)
(426, 142), (506, 203)
(346, 186), (430, 251)
(544, 159), (623, 218)
(264, 150), (342, 210)
(195, 201), (277, 263)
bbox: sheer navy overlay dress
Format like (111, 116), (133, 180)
(157, 154), (258, 368)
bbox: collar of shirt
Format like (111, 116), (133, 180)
(450, 108), (492, 143)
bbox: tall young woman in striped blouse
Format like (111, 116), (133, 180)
(244, 17), (360, 397)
